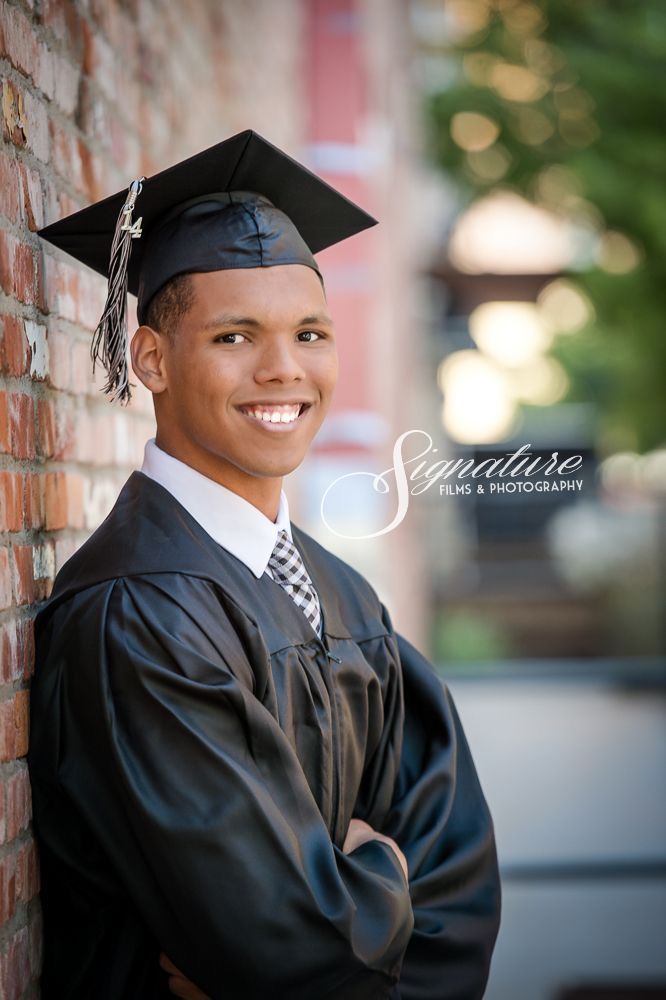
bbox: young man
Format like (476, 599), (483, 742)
(28, 130), (501, 999)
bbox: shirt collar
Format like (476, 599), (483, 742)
(140, 438), (292, 578)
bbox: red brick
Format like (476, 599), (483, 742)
(41, 174), (60, 228)
(33, 41), (55, 102)
(8, 393), (36, 460)
(58, 189), (80, 220)
(24, 473), (45, 530)
(16, 839), (39, 904)
(54, 535), (77, 572)
(0, 848), (19, 923)
(0, 233), (44, 307)
(81, 16), (94, 75)
(43, 256), (79, 324)
(0, 148), (21, 223)
(0, 78), (28, 149)
(72, 410), (94, 463)
(76, 75), (110, 145)
(12, 547), (35, 606)
(41, 0), (67, 42)
(20, 89), (50, 162)
(0, 620), (16, 684)
(14, 690), (30, 758)
(76, 267), (106, 330)
(36, 398), (55, 458)
(18, 243), (43, 308)
(71, 337), (93, 393)
(0, 5), (40, 79)
(46, 327), (71, 389)
(12, 242), (35, 304)
(1, 79), (48, 162)
(78, 135), (98, 202)
(54, 407), (76, 461)
(0, 548), (11, 611)
(1, 618), (36, 684)
(0, 391), (9, 453)
(0, 231), (14, 295)
(0, 315), (30, 376)
(0, 472), (23, 532)
(52, 50), (80, 115)
(44, 472), (66, 530)
(5, 769), (31, 842)
(16, 617), (35, 682)
(32, 540), (54, 601)
(66, 474), (84, 529)
(43, 0), (85, 56)
(18, 162), (44, 231)
(84, 26), (116, 101)
(88, 0), (116, 40)
(0, 3), (79, 118)
(0, 923), (31, 1000)
(0, 690), (29, 762)
(48, 118), (87, 196)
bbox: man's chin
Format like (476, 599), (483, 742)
(245, 456), (306, 478)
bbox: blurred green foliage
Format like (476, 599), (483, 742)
(425, 0), (666, 452)
(431, 608), (514, 662)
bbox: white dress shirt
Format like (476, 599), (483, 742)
(140, 437), (293, 579)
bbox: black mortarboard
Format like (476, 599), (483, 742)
(38, 129), (378, 404)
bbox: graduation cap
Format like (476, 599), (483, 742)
(38, 129), (378, 404)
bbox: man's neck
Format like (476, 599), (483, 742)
(153, 434), (283, 522)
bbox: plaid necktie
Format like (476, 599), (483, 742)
(267, 529), (322, 638)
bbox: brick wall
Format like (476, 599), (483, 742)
(0, 0), (306, 994)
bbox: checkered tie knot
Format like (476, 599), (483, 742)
(267, 529), (322, 638)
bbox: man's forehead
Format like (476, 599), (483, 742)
(187, 265), (330, 315)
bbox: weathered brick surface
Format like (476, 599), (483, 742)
(0, 0), (308, 990)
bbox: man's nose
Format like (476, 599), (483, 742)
(254, 339), (307, 382)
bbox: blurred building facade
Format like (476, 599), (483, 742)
(408, 1), (666, 998)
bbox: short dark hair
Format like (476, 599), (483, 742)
(142, 272), (195, 339)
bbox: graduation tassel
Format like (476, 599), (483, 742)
(90, 177), (145, 405)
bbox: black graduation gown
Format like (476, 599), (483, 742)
(27, 472), (501, 1000)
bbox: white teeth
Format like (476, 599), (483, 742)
(240, 404), (304, 425)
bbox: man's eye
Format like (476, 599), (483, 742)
(216, 333), (247, 344)
(297, 330), (324, 342)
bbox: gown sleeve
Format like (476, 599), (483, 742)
(378, 616), (502, 1000)
(48, 574), (414, 1000)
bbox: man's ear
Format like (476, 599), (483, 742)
(130, 325), (168, 394)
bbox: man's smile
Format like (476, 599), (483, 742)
(235, 401), (313, 430)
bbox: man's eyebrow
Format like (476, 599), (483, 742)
(202, 312), (334, 330)
(202, 314), (262, 329)
(297, 312), (334, 326)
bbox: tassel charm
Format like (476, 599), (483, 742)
(90, 177), (145, 404)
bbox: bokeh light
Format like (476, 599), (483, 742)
(438, 350), (518, 443)
(537, 278), (595, 333)
(596, 230), (643, 273)
(448, 190), (578, 273)
(507, 356), (570, 405)
(469, 300), (553, 366)
(450, 111), (500, 151)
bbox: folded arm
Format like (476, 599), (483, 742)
(380, 625), (502, 1000)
